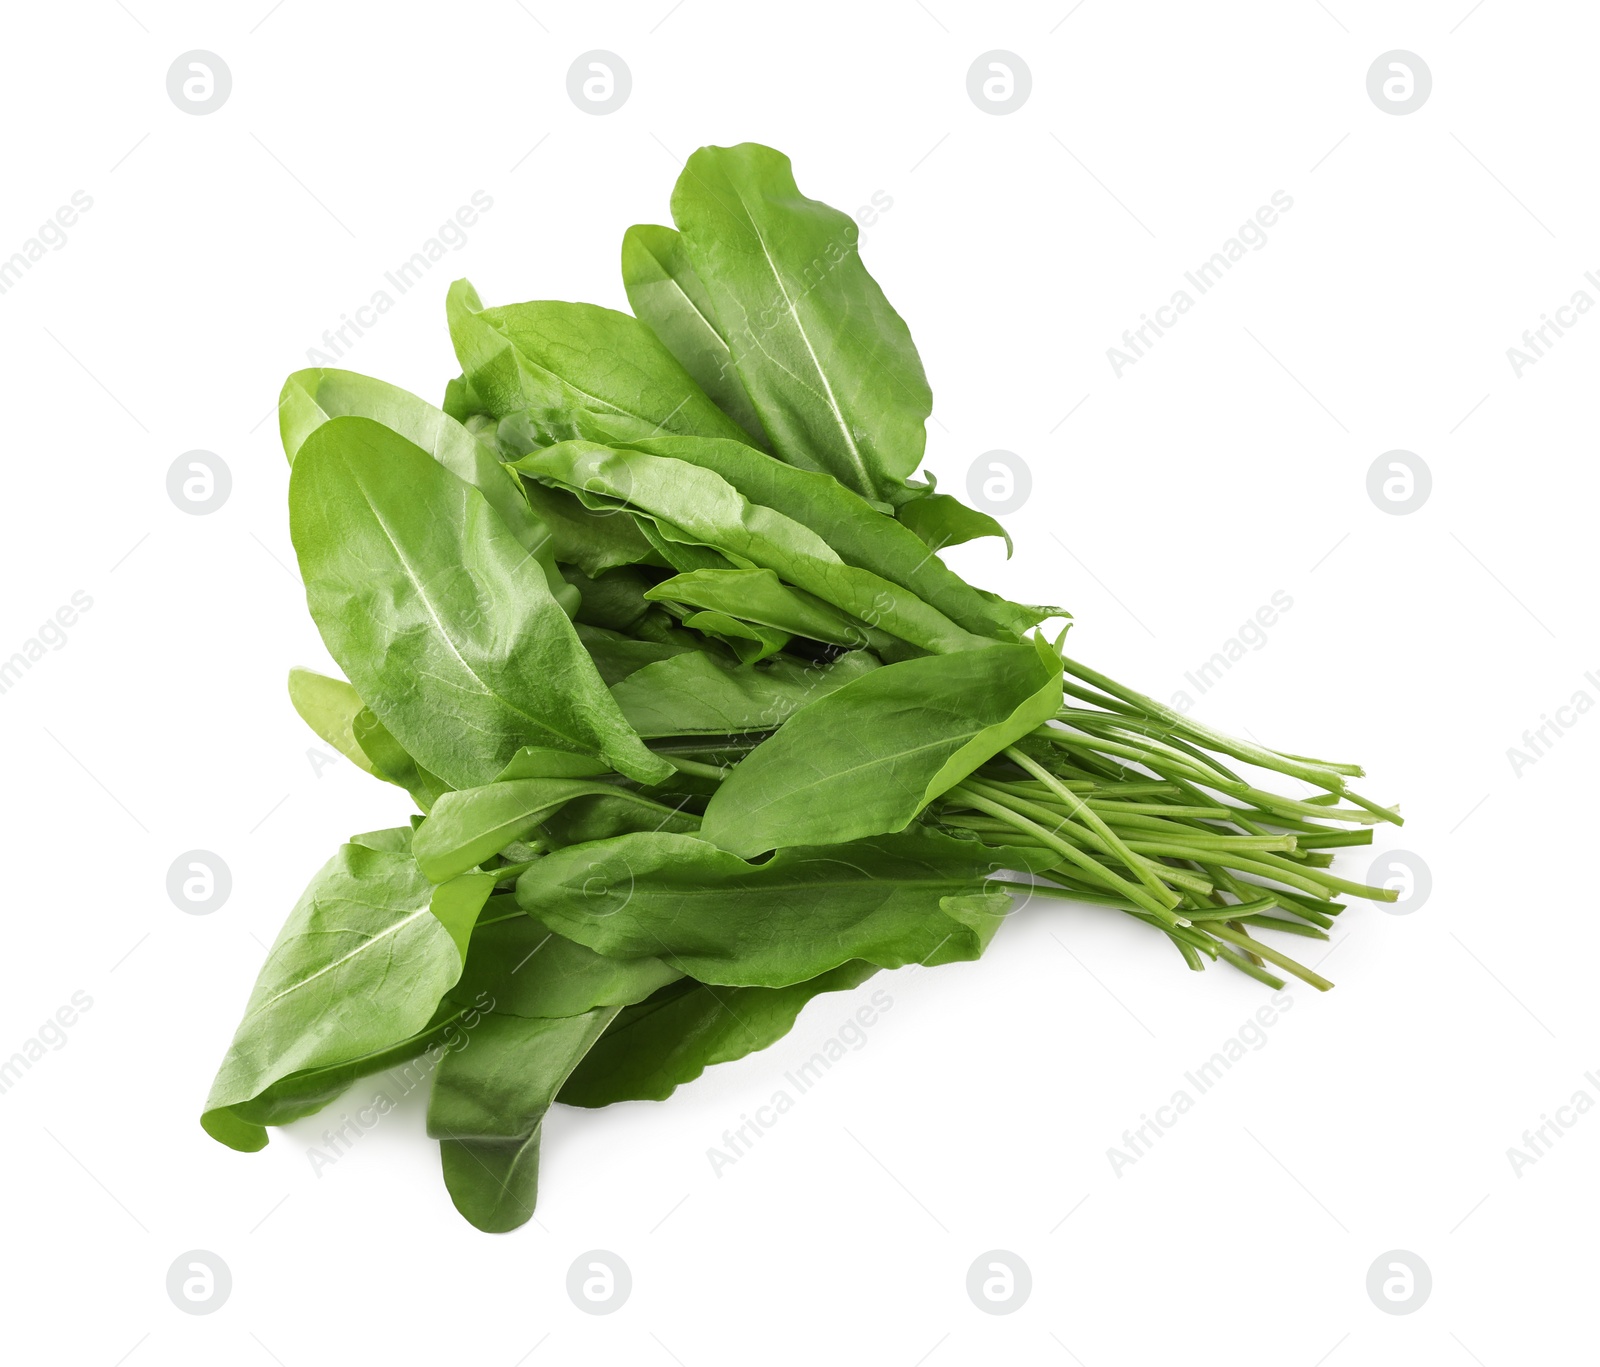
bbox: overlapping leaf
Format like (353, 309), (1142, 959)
(669, 143), (930, 503)
(514, 826), (1050, 986)
(202, 838), (494, 1151)
(701, 636), (1065, 855)
(289, 416), (671, 789)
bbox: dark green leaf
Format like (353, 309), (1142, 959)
(560, 963), (878, 1106)
(429, 1009), (614, 1233)
(646, 568), (875, 648)
(539, 791), (703, 847)
(515, 825), (1046, 986)
(511, 442), (990, 654)
(617, 435), (1036, 640)
(457, 897), (680, 1020)
(700, 637), (1064, 856)
(577, 623), (701, 687)
(682, 610), (791, 662)
(567, 565), (661, 634)
(414, 777), (681, 882)
(611, 644), (877, 737)
(522, 480), (664, 578)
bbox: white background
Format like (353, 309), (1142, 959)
(0, 1), (1592, 1362)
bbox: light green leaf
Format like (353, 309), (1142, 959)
(279, 367), (577, 616)
(670, 142), (930, 502)
(350, 708), (451, 811)
(428, 872), (499, 960)
(287, 667), (380, 778)
(201, 841), (493, 1151)
(621, 223), (768, 446)
(289, 416), (671, 790)
(895, 488), (1013, 557)
(446, 278), (749, 447)
(494, 747), (618, 780)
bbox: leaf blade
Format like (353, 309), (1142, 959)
(201, 840), (492, 1151)
(514, 826), (1047, 986)
(670, 143), (930, 501)
(699, 637), (1063, 855)
(289, 416), (670, 790)
(560, 964), (879, 1106)
(621, 223), (767, 446)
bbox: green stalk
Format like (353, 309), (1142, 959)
(1085, 800), (1233, 819)
(947, 796), (1218, 899)
(1129, 847), (1337, 900)
(1059, 710), (1247, 784)
(1281, 829), (1375, 850)
(1212, 946), (1287, 990)
(1003, 746), (1183, 910)
(1233, 914), (1329, 940)
(947, 785), (1189, 929)
(964, 779), (1194, 906)
(666, 755), (730, 782)
(1008, 880), (1142, 909)
(1212, 848), (1398, 902)
(1057, 654), (1363, 784)
(1203, 921), (1334, 991)
(1202, 871), (1339, 926)
(1179, 897), (1279, 921)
